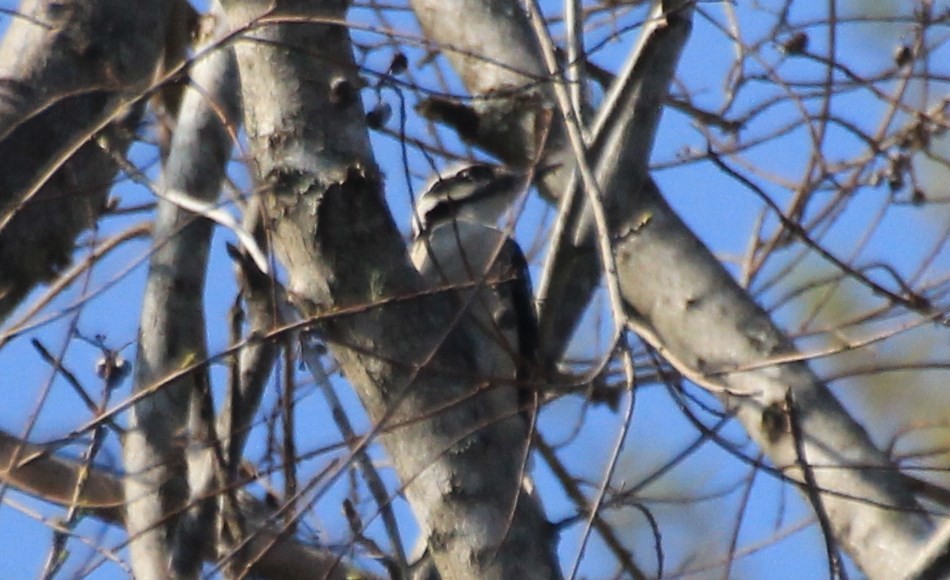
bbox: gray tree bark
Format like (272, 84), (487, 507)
(0, 0), (170, 322)
(220, 1), (560, 578)
(124, 13), (242, 578)
(412, 0), (935, 577)
(0, 430), (365, 579)
(0, 1), (942, 579)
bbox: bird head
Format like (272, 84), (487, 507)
(412, 163), (529, 237)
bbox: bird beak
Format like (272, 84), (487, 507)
(532, 162), (562, 179)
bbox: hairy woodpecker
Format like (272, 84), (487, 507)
(410, 163), (540, 425)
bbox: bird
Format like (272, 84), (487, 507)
(409, 163), (541, 428)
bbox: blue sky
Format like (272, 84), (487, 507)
(0, 0), (946, 577)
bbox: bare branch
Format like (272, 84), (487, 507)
(0, 0), (169, 321)
(409, 0), (938, 576)
(0, 431), (372, 580)
(123, 15), (242, 577)
(220, 2), (559, 577)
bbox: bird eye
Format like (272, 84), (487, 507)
(458, 164), (493, 182)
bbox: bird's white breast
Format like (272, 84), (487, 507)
(410, 221), (521, 381)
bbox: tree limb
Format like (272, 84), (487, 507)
(0, 431), (369, 580)
(220, 1), (559, 578)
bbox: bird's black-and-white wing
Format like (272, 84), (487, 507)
(410, 221), (536, 382)
(410, 163), (541, 429)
